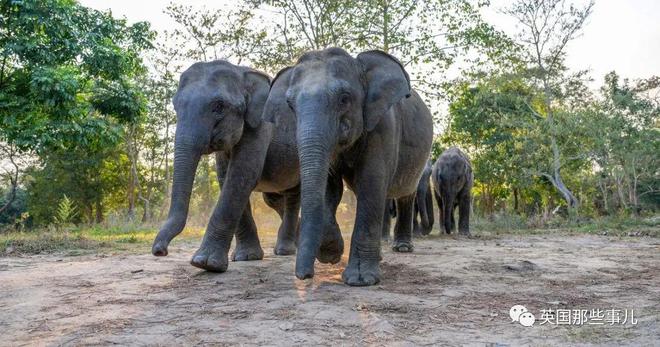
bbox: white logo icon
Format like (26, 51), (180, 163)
(509, 305), (528, 322)
(519, 312), (536, 327)
(509, 305), (535, 327)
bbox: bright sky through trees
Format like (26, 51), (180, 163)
(81, 0), (660, 87)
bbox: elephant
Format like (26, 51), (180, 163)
(432, 147), (473, 235)
(413, 160), (434, 236)
(381, 159), (433, 239)
(264, 47), (433, 286)
(151, 60), (302, 272)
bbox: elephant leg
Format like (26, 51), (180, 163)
(275, 191), (300, 256)
(458, 191), (471, 236)
(342, 174), (387, 286)
(263, 192), (293, 255)
(231, 199), (264, 261)
(215, 153), (262, 262)
(450, 204), (456, 233)
(381, 203), (392, 242)
(434, 190), (444, 234)
(412, 200), (422, 237)
(317, 173), (344, 264)
(423, 187), (434, 235)
(191, 131), (267, 272)
(392, 193), (415, 252)
(263, 192), (285, 218)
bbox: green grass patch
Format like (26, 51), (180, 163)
(471, 213), (660, 237)
(1, 224), (205, 256)
(1, 231), (105, 256)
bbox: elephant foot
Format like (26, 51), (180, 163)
(381, 235), (390, 242)
(274, 240), (296, 256)
(342, 257), (381, 286)
(316, 222), (344, 264)
(458, 230), (471, 237)
(191, 241), (229, 272)
(152, 240), (169, 256)
(392, 240), (414, 253)
(231, 242), (264, 261)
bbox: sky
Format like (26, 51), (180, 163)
(79, 0), (660, 86)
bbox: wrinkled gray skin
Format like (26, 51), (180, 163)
(381, 160), (433, 239)
(432, 147), (473, 235)
(151, 61), (302, 272)
(265, 48), (433, 286)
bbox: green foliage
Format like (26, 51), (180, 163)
(446, 68), (659, 217)
(0, 0), (155, 226)
(0, 0), (154, 153)
(54, 195), (78, 226)
(0, 186), (27, 227)
(586, 72), (660, 213)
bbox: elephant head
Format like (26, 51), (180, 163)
(265, 48), (411, 279)
(152, 61), (270, 256)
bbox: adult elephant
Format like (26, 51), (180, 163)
(432, 147), (473, 235)
(413, 160), (434, 236)
(151, 61), (302, 272)
(266, 48), (433, 286)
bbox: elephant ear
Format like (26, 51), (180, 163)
(357, 50), (411, 132)
(262, 66), (293, 125)
(243, 70), (271, 128)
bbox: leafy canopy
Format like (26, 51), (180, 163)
(0, 0), (154, 154)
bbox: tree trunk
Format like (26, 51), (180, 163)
(0, 177), (17, 215)
(615, 172), (628, 210)
(127, 173), (135, 219)
(95, 197), (104, 224)
(0, 144), (20, 215)
(159, 122), (172, 221)
(598, 177), (609, 215)
(513, 187), (519, 213)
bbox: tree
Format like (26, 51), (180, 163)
(0, 142), (27, 215)
(501, 0), (595, 213)
(0, 0), (153, 224)
(447, 74), (538, 215)
(0, 0), (153, 153)
(588, 72), (659, 214)
(251, 0), (509, 112)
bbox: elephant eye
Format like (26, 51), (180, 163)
(211, 100), (224, 115)
(339, 93), (351, 105)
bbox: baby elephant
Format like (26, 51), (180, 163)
(432, 147), (473, 235)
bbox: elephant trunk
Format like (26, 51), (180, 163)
(443, 194), (455, 234)
(294, 107), (334, 279)
(152, 135), (202, 256)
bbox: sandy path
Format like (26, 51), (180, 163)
(1, 233), (659, 346)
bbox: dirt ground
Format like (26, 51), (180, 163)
(1, 230), (659, 346)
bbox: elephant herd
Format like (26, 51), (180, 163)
(151, 47), (473, 286)
(383, 147), (473, 240)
